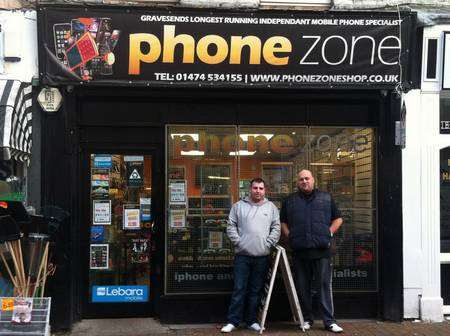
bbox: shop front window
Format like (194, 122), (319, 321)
(0, 160), (27, 202)
(166, 126), (377, 294)
(166, 127), (237, 293)
(309, 127), (377, 291)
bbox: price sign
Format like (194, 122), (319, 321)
(1, 298), (14, 311)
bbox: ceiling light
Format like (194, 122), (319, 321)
(181, 150), (204, 156)
(229, 150), (256, 156)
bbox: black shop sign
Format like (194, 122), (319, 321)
(38, 7), (415, 89)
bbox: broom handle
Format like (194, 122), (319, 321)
(14, 240), (26, 293)
(0, 249), (20, 290)
(26, 243), (37, 297)
(17, 239), (27, 294)
(32, 243), (48, 298)
(40, 243), (49, 298)
(6, 241), (24, 294)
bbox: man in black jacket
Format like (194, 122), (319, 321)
(281, 169), (343, 333)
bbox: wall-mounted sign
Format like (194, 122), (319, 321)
(37, 87), (62, 112)
(38, 8), (415, 89)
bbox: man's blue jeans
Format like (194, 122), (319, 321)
(227, 254), (269, 326)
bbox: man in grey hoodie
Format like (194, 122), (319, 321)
(221, 178), (280, 333)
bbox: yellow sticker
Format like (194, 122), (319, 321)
(1, 298), (14, 311)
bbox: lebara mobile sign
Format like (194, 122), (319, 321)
(92, 285), (148, 302)
(38, 7), (415, 88)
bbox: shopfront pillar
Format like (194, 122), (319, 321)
(420, 144), (444, 322)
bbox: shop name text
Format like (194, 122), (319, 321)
(129, 25), (400, 74)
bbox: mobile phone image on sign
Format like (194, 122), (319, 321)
(53, 23), (71, 64)
(65, 32), (99, 70)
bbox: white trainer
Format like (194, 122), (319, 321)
(302, 321), (311, 330)
(221, 323), (236, 333)
(326, 323), (344, 333)
(248, 322), (261, 332)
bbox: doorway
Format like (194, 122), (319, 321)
(441, 146), (450, 314)
(82, 152), (156, 317)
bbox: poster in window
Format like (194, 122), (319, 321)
(123, 204), (141, 230)
(93, 154), (112, 168)
(169, 181), (186, 206)
(124, 155), (144, 187)
(91, 182), (110, 198)
(168, 166), (185, 180)
(90, 244), (109, 269)
(90, 226), (105, 242)
(140, 197), (152, 222)
(91, 168), (110, 181)
(130, 238), (149, 264)
(208, 231), (223, 249)
(169, 209), (186, 228)
(93, 199), (111, 225)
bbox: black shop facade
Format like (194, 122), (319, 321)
(37, 5), (417, 329)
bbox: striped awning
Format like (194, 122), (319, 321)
(0, 80), (32, 162)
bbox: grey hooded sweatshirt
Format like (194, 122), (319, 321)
(227, 197), (281, 257)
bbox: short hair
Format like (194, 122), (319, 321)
(250, 177), (266, 187)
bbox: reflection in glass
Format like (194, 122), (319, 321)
(166, 126), (377, 293)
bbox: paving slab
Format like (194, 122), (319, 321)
(53, 319), (450, 336)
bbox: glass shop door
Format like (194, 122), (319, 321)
(84, 153), (155, 317)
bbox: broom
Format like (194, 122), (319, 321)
(0, 215), (25, 296)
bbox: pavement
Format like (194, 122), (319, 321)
(52, 318), (450, 336)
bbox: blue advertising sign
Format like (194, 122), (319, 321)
(92, 285), (148, 303)
(93, 155), (112, 168)
(90, 226), (105, 242)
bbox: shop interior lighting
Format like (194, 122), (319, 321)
(310, 162), (334, 166)
(207, 176), (231, 180)
(229, 150), (256, 156)
(171, 133), (199, 141)
(180, 150), (204, 156)
(336, 148), (355, 160)
(239, 134), (274, 141)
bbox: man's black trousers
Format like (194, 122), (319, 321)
(292, 254), (336, 327)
